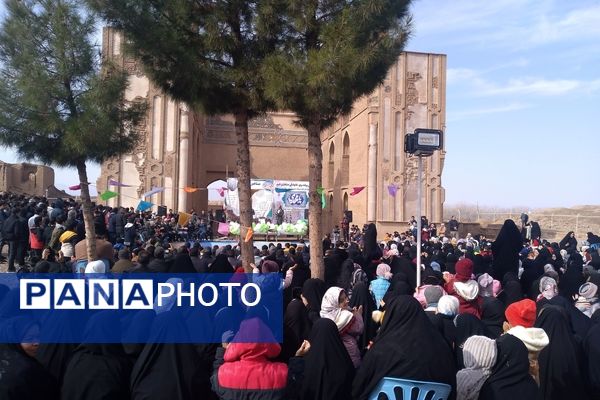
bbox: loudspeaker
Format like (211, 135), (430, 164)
(344, 210), (353, 223)
(157, 206), (167, 217)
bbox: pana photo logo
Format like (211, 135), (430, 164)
(0, 273), (283, 343)
(20, 278), (261, 310)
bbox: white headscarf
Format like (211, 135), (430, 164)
(320, 286), (354, 331)
(456, 335), (497, 400)
(85, 260), (107, 274)
(538, 276), (558, 300)
(437, 295), (460, 317)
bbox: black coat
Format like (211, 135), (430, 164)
(352, 296), (456, 400)
(479, 334), (538, 400)
(130, 312), (209, 400)
(0, 318), (60, 400)
(61, 312), (133, 400)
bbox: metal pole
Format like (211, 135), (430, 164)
(416, 155), (422, 288)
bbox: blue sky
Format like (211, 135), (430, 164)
(2, 0), (599, 208)
(405, 0), (600, 208)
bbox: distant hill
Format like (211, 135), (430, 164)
(444, 204), (600, 241)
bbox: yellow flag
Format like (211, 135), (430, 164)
(178, 212), (191, 226)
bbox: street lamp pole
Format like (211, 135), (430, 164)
(404, 128), (443, 289)
(416, 155), (423, 287)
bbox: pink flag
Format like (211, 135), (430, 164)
(217, 222), (230, 236)
(68, 184), (81, 190)
(387, 184), (398, 197)
(109, 179), (131, 187)
(350, 186), (365, 196)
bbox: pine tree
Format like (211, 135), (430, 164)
(0, 0), (145, 261)
(262, 0), (413, 278)
(90, 0), (286, 269)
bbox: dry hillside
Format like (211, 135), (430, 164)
(444, 204), (600, 242)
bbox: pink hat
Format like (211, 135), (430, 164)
(492, 280), (502, 297)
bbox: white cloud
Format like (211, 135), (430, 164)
(446, 68), (478, 84)
(411, 1), (600, 50)
(412, 0), (530, 36)
(448, 102), (532, 122)
(482, 79), (582, 96)
(447, 67), (600, 97)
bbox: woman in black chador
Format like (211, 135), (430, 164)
(362, 223), (382, 279)
(491, 219), (523, 280)
(352, 296), (456, 400)
(479, 334), (538, 400)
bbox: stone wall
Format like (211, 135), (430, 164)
(0, 161), (68, 198)
(322, 51), (447, 233)
(98, 30), (446, 226)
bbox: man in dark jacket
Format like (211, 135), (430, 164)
(3, 208), (28, 271)
(0, 204), (8, 261)
(148, 246), (168, 272)
(196, 248), (214, 273)
(448, 216), (459, 239)
(115, 208), (125, 241)
(93, 207), (107, 237)
(107, 208), (119, 244)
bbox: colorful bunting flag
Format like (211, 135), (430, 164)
(387, 184), (398, 197)
(217, 222), (230, 236)
(99, 190), (118, 201)
(143, 186), (165, 198)
(178, 212), (191, 226)
(136, 200), (153, 212)
(316, 187), (326, 209)
(184, 186), (199, 193)
(350, 186), (365, 196)
(244, 227), (253, 243)
(109, 179), (131, 187)
(68, 184), (81, 190)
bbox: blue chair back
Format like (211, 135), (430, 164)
(369, 377), (451, 400)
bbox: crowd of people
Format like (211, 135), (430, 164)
(1, 191), (600, 400)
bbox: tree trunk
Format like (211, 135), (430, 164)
(234, 110), (254, 271)
(76, 160), (97, 261)
(307, 121), (324, 279)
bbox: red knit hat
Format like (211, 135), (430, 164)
(505, 299), (536, 328)
(455, 258), (474, 282)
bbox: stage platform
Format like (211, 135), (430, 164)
(181, 238), (304, 249)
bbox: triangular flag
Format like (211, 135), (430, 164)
(217, 187), (226, 197)
(143, 186), (165, 198)
(109, 179), (131, 187)
(136, 200), (153, 212)
(184, 186), (199, 193)
(316, 187), (326, 209)
(217, 222), (230, 236)
(244, 227), (253, 243)
(350, 186), (365, 196)
(387, 184), (398, 197)
(178, 212), (191, 226)
(99, 190), (118, 201)
(68, 184), (81, 190)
